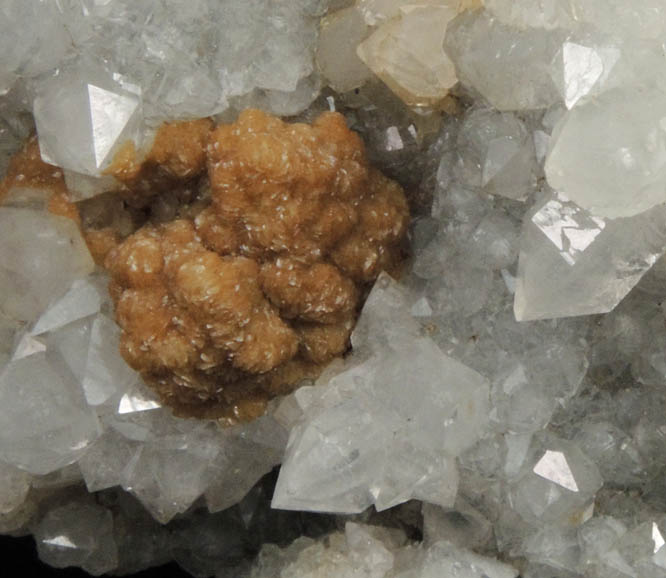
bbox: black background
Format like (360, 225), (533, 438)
(0, 535), (191, 577)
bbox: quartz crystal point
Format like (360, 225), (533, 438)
(357, 2), (461, 107)
(35, 501), (119, 576)
(514, 191), (666, 321)
(508, 433), (603, 527)
(0, 207), (95, 323)
(316, 7), (372, 93)
(456, 109), (538, 201)
(552, 40), (622, 110)
(78, 404), (286, 524)
(272, 274), (490, 514)
(81, 314), (139, 406)
(0, 347), (101, 475)
(545, 87), (666, 218)
(444, 10), (564, 111)
(33, 63), (143, 177)
(63, 170), (120, 203)
(30, 276), (106, 337)
(0, 1), (71, 95)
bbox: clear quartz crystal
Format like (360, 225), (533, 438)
(545, 87), (666, 218)
(0, 349), (101, 475)
(30, 276), (106, 337)
(444, 10), (565, 111)
(0, 208), (95, 323)
(35, 501), (119, 575)
(33, 62), (143, 177)
(509, 433), (602, 527)
(272, 275), (489, 514)
(456, 108), (538, 201)
(514, 191), (666, 321)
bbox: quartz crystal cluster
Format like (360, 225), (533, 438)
(4, 0), (666, 577)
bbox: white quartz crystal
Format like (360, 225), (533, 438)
(545, 87), (666, 218)
(33, 62), (143, 177)
(0, 1), (71, 95)
(444, 10), (565, 111)
(508, 434), (602, 527)
(30, 276), (106, 336)
(35, 501), (118, 576)
(63, 170), (120, 203)
(0, 349), (101, 475)
(483, 0), (576, 29)
(514, 192), (666, 321)
(250, 523), (517, 578)
(273, 275), (489, 514)
(457, 108), (538, 201)
(0, 208), (95, 323)
(82, 314), (139, 406)
(317, 7), (372, 93)
(215, 0), (317, 96)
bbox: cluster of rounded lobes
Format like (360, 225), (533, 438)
(5, 110), (410, 421)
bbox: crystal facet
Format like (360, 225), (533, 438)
(514, 192), (666, 321)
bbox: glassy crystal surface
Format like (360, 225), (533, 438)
(445, 10), (564, 111)
(0, 349), (101, 475)
(33, 63), (143, 177)
(509, 434), (603, 526)
(317, 7), (371, 93)
(35, 501), (118, 576)
(545, 87), (666, 218)
(5, 1), (666, 576)
(0, 208), (95, 323)
(273, 275), (489, 514)
(514, 192), (666, 321)
(30, 276), (106, 337)
(357, 4), (460, 107)
(63, 170), (120, 203)
(456, 108), (538, 201)
(0, 1), (71, 95)
(483, 0), (576, 29)
(82, 314), (138, 406)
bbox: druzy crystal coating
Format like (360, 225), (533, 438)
(2, 0), (666, 577)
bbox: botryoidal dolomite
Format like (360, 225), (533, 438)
(104, 110), (409, 420)
(1, 109), (410, 424)
(6, 0), (666, 577)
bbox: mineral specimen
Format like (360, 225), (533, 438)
(5, 0), (666, 577)
(356, 2), (462, 107)
(514, 191), (666, 321)
(545, 87), (666, 218)
(102, 109), (409, 420)
(272, 274), (490, 513)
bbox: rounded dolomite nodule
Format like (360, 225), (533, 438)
(101, 110), (410, 422)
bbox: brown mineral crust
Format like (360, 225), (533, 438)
(0, 136), (68, 201)
(104, 118), (213, 208)
(47, 191), (81, 226)
(0, 135), (86, 227)
(84, 227), (121, 266)
(99, 109), (410, 422)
